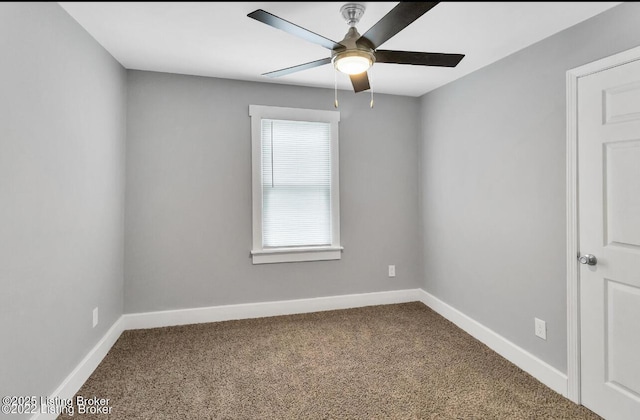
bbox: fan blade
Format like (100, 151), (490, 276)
(262, 57), (332, 78)
(248, 9), (343, 51)
(357, 2), (439, 49)
(349, 72), (370, 93)
(375, 50), (464, 67)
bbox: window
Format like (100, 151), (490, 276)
(249, 105), (341, 264)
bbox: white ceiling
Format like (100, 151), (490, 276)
(58, 2), (621, 97)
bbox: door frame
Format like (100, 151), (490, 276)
(565, 45), (640, 404)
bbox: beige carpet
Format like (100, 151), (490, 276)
(59, 302), (600, 419)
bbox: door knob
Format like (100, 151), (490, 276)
(579, 254), (597, 266)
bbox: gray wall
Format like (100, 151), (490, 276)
(124, 71), (422, 313)
(0, 1), (126, 409)
(418, 2), (640, 373)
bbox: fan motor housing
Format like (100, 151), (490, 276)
(332, 26), (376, 67)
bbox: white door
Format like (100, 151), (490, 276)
(578, 57), (640, 420)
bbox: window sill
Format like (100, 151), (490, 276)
(251, 246), (343, 264)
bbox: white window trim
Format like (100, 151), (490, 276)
(249, 105), (342, 264)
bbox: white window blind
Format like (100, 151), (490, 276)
(261, 119), (332, 248)
(250, 104), (341, 264)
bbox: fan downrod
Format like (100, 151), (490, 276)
(340, 3), (365, 27)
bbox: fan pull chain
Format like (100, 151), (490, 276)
(369, 70), (374, 108)
(334, 70), (339, 108)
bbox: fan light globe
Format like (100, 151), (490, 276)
(335, 56), (371, 74)
(333, 51), (374, 75)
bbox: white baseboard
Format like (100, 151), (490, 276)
(417, 289), (568, 397)
(123, 289), (424, 330)
(31, 317), (126, 420)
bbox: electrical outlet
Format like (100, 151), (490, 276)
(388, 265), (396, 277)
(93, 307), (99, 328)
(535, 317), (546, 340)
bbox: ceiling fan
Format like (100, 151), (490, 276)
(247, 2), (465, 93)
